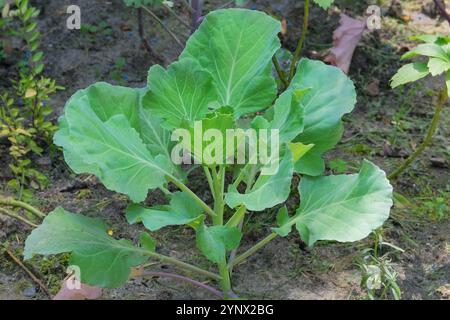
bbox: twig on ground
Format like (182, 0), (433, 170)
(164, 4), (191, 29)
(137, 8), (165, 63)
(5, 247), (53, 299)
(141, 6), (184, 49)
(433, 0), (450, 25)
(0, 197), (45, 219)
(0, 207), (38, 228)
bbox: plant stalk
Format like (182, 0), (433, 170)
(227, 214), (244, 274)
(272, 56), (289, 89)
(166, 175), (217, 218)
(210, 165), (233, 297)
(228, 166), (257, 272)
(388, 88), (448, 180)
(159, 186), (172, 197)
(218, 261), (232, 297)
(203, 166), (216, 200)
(141, 248), (221, 281)
(213, 166), (225, 225)
(0, 197), (46, 218)
(229, 232), (278, 268)
(289, 0), (310, 82)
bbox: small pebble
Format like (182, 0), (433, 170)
(22, 286), (37, 298)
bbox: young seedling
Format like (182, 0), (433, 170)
(278, 0), (336, 84)
(390, 35), (450, 180)
(24, 9), (393, 298)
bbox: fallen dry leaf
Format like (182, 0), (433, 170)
(120, 23), (132, 31)
(25, 88), (37, 99)
(53, 275), (103, 300)
(366, 80), (380, 96)
(324, 14), (367, 74)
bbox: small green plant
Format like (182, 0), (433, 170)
(0, 0), (63, 200)
(389, 35), (450, 180)
(414, 191), (449, 220)
(109, 56), (127, 86)
(357, 230), (403, 300)
(80, 21), (113, 38)
(23, 9), (393, 298)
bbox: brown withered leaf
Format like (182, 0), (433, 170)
(324, 14), (367, 74)
(366, 80), (380, 96)
(53, 275), (103, 300)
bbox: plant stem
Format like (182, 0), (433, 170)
(218, 261), (232, 297)
(272, 56), (289, 89)
(203, 166), (215, 200)
(289, 0), (310, 82)
(141, 6), (184, 49)
(228, 167), (257, 272)
(166, 175), (217, 218)
(141, 248), (221, 281)
(137, 271), (223, 298)
(212, 166), (225, 225)
(210, 165), (233, 297)
(159, 186), (172, 197)
(0, 197), (45, 218)
(229, 232), (278, 268)
(225, 205), (246, 228)
(388, 88), (448, 180)
(232, 163), (250, 188)
(227, 211), (245, 274)
(0, 207), (38, 228)
(233, 159), (259, 189)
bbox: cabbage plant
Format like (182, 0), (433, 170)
(24, 9), (393, 298)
